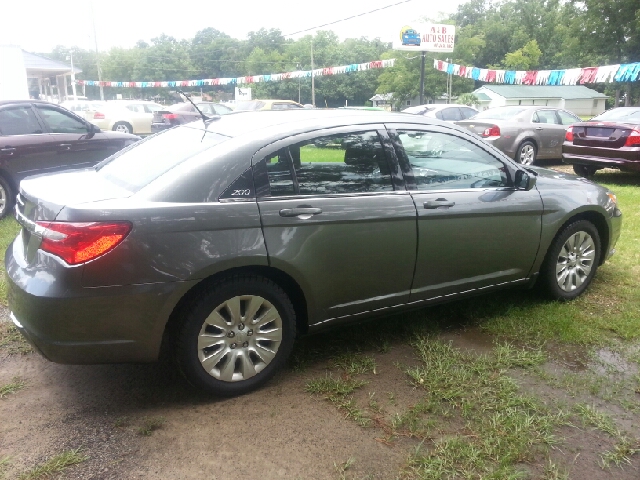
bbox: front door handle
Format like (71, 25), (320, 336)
(424, 199), (455, 209)
(0, 147), (16, 156)
(279, 207), (323, 218)
(59, 143), (72, 150)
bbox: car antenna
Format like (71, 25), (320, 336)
(177, 90), (219, 126)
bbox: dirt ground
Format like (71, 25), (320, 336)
(2, 303), (639, 480)
(1, 163), (639, 479)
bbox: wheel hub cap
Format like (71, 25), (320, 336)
(555, 231), (596, 292)
(197, 295), (282, 382)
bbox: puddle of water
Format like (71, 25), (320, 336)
(439, 327), (495, 355)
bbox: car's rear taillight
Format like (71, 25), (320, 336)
(36, 221), (132, 265)
(162, 113), (178, 120)
(481, 125), (500, 137)
(624, 129), (640, 146)
(565, 126), (574, 142)
(93, 112), (105, 119)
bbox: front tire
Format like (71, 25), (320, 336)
(0, 176), (14, 219)
(572, 164), (599, 178)
(541, 220), (601, 300)
(517, 140), (537, 166)
(175, 275), (296, 396)
(112, 121), (133, 134)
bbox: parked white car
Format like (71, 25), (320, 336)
(403, 104), (479, 122)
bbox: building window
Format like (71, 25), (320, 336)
(593, 99), (598, 108)
(406, 100), (411, 106)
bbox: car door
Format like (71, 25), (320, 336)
(34, 104), (121, 171)
(254, 126), (417, 326)
(0, 103), (57, 184)
(125, 104), (154, 134)
(532, 109), (567, 158)
(387, 125), (543, 303)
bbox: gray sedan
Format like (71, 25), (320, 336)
(6, 110), (621, 396)
(456, 106), (581, 165)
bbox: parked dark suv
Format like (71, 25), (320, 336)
(0, 100), (139, 217)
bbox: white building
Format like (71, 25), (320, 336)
(473, 85), (607, 116)
(0, 45), (81, 102)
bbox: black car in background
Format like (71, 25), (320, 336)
(0, 100), (139, 218)
(562, 107), (640, 177)
(151, 102), (233, 132)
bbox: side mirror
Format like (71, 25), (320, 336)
(515, 170), (537, 190)
(86, 123), (99, 138)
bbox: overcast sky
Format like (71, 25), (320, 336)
(1, 0), (466, 54)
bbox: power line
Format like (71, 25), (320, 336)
(284, 0), (415, 37)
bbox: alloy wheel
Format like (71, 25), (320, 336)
(197, 295), (283, 382)
(555, 231), (596, 292)
(519, 144), (535, 165)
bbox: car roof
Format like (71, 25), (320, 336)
(0, 99), (59, 107)
(203, 109), (448, 138)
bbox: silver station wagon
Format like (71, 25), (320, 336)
(6, 110), (622, 396)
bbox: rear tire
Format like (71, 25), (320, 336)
(175, 274), (296, 396)
(541, 220), (601, 300)
(572, 164), (599, 178)
(517, 141), (537, 166)
(112, 121), (133, 134)
(0, 176), (14, 219)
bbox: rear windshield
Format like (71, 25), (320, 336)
(472, 107), (528, 120)
(96, 127), (229, 192)
(403, 106), (436, 115)
(591, 108), (640, 123)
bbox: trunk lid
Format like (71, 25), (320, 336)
(152, 110), (173, 125)
(455, 120), (500, 136)
(570, 122), (638, 149)
(15, 170), (133, 264)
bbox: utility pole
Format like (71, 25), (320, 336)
(311, 42), (315, 107)
(419, 52), (425, 105)
(297, 62), (301, 103)
(91, 1), (104, 100)
(68, 50), (77, 100)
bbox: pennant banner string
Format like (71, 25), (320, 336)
(76, 59), (396, 88)
(432, 59), (640, 84)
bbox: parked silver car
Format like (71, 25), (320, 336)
(456, 106), (581, 165)
(7, 110), (621, 396)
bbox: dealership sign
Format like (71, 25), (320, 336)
(392, 24), (456, 52)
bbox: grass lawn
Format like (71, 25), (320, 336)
(0, 217), (20, 306)
(299, 145), (345, 163)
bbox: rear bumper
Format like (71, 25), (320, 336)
(562, 153), (640, 172)
(151, 123), (173, 133)
(5, 239), (195, 364)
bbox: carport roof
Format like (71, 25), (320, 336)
(476, 85), (608, 99)
(475, 92), (492, 101)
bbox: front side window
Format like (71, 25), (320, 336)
(0, 106), (42, 135)
(260, 131), (393, 197)
(36, 106), (87, 134)
(396, 130), (509, 190)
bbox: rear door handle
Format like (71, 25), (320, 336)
(59, 144), (72, 150)
(279, 207), (323, 218)
(0, 147), (16, 156)
(424, 199), (455, 209)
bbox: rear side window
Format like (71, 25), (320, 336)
(440, 108), (462, 121)
(258, 131), (393, 197)
(97, 127), (229, 192)
(557, 110), (580, 125)
(0, 106), (42, 135)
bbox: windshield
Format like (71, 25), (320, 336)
(96, 127), (229, 192)
(472, 107), (529, 120)
(234, 101), (266, 111)
(590, 108), (640, 123)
